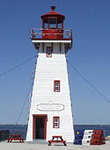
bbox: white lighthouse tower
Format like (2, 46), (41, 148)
(26, 6), (74, 142)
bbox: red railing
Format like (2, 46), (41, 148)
(31, 28), (72, 40)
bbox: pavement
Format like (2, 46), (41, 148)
(0, 140), (110, 150)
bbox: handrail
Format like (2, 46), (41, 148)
(31, 28), (72, 39)
(31, 28), (72, 31)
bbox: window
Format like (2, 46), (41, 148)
(53, 117), (60, 128)
(44, 19), (48, 28)
(58, 22), (62, 29)
(49, 19), (57, 28)
(58, 19), (62, 29)
(54, 80), (60, 92)
(46, 47), (52, 57)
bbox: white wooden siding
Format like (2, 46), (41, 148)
(26, 42), (74, 142)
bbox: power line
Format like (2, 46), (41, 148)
(11, 55), (37, 132)
(12, 82), (33, 133)
(0, 55), (37, 78)
(67, 59), (110, 104)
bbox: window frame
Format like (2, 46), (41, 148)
(46, 47), (52, 57)
(54, 80), (60, 92)
(53, 116), (60, 128)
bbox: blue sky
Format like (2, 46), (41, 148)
(0, 0), (110, 125)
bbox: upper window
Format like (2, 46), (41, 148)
(43, 18), (63, 29)
(43, 19), (49, 28)
(46, 47), (52, 57)
(49, 19), (57, 28)
(53, 116), (60, 128)
(54, 80), (60, 92)
(58, 19), (63, 29)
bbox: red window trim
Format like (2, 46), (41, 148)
(53, 116), (60, 128)
(54, 80), (60, 92)
(46, 47), (52, 57)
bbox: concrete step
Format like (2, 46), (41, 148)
(28, 139), (48, 144)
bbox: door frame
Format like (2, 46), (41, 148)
(33, 114), (47, 140)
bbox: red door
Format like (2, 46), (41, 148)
(33, 115), (47, 140)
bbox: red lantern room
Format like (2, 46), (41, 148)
(41, 6), (65, 39)
(31, 6), (72, 51)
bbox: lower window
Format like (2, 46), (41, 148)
(53, 116), (60, 128)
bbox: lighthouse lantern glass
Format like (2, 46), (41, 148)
(58, 19), (62, 29)
(44, 19), (48, 28)
(43, 18), (63, 29)
(49, 18), (57, 28)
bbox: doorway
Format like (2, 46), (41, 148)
(33, 115), (47, 140)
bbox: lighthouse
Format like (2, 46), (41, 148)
(26, 6), (74, 142)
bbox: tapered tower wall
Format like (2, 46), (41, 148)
(26, 43), (74, 142)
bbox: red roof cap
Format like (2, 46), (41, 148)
(41, 6), (65, 20)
